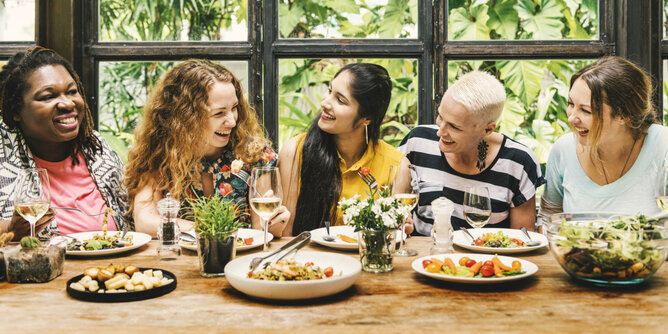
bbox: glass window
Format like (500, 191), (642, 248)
(448, 59), (594, 164)
(98, 60), (248, 160)
(278, 58), (418, 148)
(0, 0), (35, 41)
(278, 0), (417, 39)
(664, 60), (668, 125)
(98, 0), (247, 42)
(448, 0), (598, 41)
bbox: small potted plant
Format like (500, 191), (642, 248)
(189, 195), (247, 277)
(339, 167), (409, 273)
(2, 236), (65, 283)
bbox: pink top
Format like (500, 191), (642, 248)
(33, 152), (115, 234)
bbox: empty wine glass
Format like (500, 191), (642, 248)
(248, 167), (282, 251)
(13, 168), (51, 238)
(462, 186), (491, 233)
(394, 164), (419, 257)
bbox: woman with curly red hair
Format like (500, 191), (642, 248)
(125, 59), (289, 237)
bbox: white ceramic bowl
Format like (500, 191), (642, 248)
(224, 251), (361, 300)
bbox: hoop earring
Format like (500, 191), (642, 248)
(476, 139), (488, 171)
(365, 124), (369, 144)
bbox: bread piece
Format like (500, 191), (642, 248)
(97, 269), (114, 282)
(83, 267), (99, 280)
(69, 282), (85, 292)
(124, 265), (139, 276)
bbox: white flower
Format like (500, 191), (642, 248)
(371, 203), (382, 216)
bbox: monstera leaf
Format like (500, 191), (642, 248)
(325, 0), (359, 13)
(448, 4), (491, 40)
(516, 0), (564, 40)
(497, 98), (526, 137)
(379, 0), (410, 38)
(487, 0), (519, 39)
(278, 2), (304, 38)
(498, 60), (544, 107)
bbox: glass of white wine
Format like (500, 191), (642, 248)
(13, 168), (51, 238)
(249, 166), (282, 251)
(657, 164), (668, 211)
(463, 186), (491, 232)
(394, 164), (419, 257)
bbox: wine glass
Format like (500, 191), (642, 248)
(248, 167), (282, 251)
(13, 168), (51, 238)
(463, 186), (492, 235)
(394, 164), (419, 257)
(658, 164), (668, 211)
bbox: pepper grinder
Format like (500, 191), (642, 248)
(430, 197), (455, 255)
(157, 192), (181, 260)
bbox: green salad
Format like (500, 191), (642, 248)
(556, 214), (666, 280)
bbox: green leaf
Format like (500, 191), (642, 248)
(324, 0), (359, 13)
(378, 0), (407, 38)
(498, 60), (544, 106)
(100, 131), (130, 163)
(516, 0), (565, 40)
(498, 98), (526, 137)
(535, 87), (556, 121)
(278, 2), (304, 38)
(487, 0), (519, 39)
(448, 5), (491, 40)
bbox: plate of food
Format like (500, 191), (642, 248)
(65, 231), (152, 256)
(180, 228), (272, 252)
(411, 253), (538, 284)
(67, 263), (176, 302)
(224, 251), (361, 300)
(310, 225), (405, 250)
(453, 228), (547, 254)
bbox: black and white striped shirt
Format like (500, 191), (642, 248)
(398, 125), (545, 236)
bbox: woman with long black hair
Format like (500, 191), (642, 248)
(279, 62), (411, 236)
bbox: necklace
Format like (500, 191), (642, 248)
(601, 137), (638, 184)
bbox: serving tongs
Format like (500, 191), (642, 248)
(248, 231), (311, 273)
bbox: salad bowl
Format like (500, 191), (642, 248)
(543, 212), (668, 286)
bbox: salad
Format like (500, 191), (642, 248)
(421, 255), (525, 278)
(555, 214), (665, 281)
(249, 259), (337, 281)
(475, 231), (526, 248)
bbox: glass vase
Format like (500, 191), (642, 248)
(358, 229), (395, 273)
(197, 230), (238, 278)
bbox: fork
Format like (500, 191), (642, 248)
(52, 206), (106, 217)
(357, 170), (378, 192)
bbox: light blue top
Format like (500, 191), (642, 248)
(543, 124), (668, 215)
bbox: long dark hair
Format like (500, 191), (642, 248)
(0, 46), (100, 164)
(291, 63), (392, 234)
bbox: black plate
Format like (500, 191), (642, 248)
(66, 268), (177, 302)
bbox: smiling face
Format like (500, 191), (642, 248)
(203, 81), (238, 158)
(15, 65), (83, 148)
(567, 77), (622, 147)
(435, 92), (490, 154)
(317, 70), (367, 136)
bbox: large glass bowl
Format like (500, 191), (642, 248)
(542, 212), (668, 286)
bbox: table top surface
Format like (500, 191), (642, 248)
(1, 236), (666, 333)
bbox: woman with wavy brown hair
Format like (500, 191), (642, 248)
(126, 59), (289, 237)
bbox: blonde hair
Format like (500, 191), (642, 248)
(448, 70), (506, 126)
(124, 59), (268, 218)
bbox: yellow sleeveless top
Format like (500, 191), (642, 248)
(295, 133), (404, 226)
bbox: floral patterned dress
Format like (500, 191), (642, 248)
(192, 145), (278, 223)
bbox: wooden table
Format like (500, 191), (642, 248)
(1, 237), (666, 333)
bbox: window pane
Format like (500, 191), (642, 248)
(278, 0), (417, 39)
(663, 60), (668, 124)
(98, 0), (247, 42)
(448, 59), (594, 165)
(98, 60), (248, 160)
(448, 0), (598, 41)
(0, 0), (35, 41)
(278, 58), (418, 149)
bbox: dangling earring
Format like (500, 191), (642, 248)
(365, 124), (369, 144)
(476, 139), (488, 171)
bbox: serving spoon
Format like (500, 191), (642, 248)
(520, 227), (542, 247)
(322, 220), (335, 242)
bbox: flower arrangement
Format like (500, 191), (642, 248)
(339, 167), (409, 232)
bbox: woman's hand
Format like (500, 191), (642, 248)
(403, 215), (414, 235)
(267, 205), (291, 237)
(9, 208), (55, 241)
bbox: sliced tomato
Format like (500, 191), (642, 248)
(510, 238), (524, 246)
(422, 259), (433, 268)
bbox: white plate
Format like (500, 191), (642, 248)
(411, 253), (538, 284)
(180, 228), (274, 252)
(310, 225), (406, 251)
(66, 231), (152, 256)
(453, 228), (548, 254)
(225, 251), (361, 300)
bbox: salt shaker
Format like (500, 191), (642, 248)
(157, 192), (181, 260)
(430, 197), (455, 255)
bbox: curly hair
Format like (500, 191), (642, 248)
(125, 59), (267, 217)
(0, 46), (100, 163)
